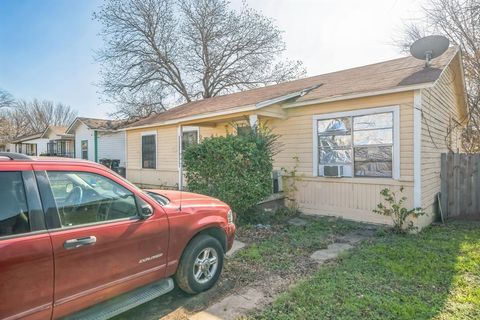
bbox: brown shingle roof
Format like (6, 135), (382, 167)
(77, 117), (126, 130)
(128, 47), (458, 128)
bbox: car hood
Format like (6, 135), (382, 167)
(146, 189), (228, 208)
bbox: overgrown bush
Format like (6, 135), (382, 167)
(373, 186), (425, 233)
(183, 125), (279, 215)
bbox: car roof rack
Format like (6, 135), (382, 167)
(0, 152), (32, 160)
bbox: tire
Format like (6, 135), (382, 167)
(175, 234), (224, 294)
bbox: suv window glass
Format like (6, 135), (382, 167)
(0, 172), (30, 237)
(46, 171), (139, 227)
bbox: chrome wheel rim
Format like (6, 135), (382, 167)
(193, 247), (218, 284)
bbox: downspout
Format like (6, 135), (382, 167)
(178, 125), (183, 191)
(94, 130), (98, 162)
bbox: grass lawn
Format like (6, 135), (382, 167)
(251, 222), (480, 320)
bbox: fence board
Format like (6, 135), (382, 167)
(440, 153), (480, 220)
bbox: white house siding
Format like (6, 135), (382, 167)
(98, 131), (126, 167)
(74, 122), (95, 161)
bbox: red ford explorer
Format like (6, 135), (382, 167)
(0, 153), (236, 320)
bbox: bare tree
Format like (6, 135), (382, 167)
(0, 88), (14, 109)
(1, 99), (78, 140)
(397, 0), (480, 152)
(95, 0), (306, 119)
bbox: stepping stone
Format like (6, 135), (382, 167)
(226, 240), (245, 257)
(190, 288), (264, 320)
(310, 243), (353, 263)
(336, 234), (367, 244)
(288, 217), (308, 226)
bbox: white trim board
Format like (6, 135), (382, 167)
(413, 90), (422, 207)
(312, 105), (401, 180)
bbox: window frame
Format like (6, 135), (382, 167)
(81, 140), (88, 160)
(0, 170), (46, 240)
(43, 170), (142, 230)
(181, 126), (200, 153)
(312, 106), (400, 179)
(141, 131), (157, 169)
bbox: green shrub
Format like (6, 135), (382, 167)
(373, 186), (425, 233)
(183, 125), (278, 215)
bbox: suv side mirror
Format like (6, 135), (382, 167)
(136, 196), (154, 220)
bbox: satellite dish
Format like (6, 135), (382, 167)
(410, 35), (449, 67)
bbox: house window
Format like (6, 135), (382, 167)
(142, 134), (156, 169)
(182, 130), (198, 152)
(81, 140), (88, 160)
(236, 125), (252, 136)
(315, 109), (397, 178)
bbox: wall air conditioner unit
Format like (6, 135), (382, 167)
(323, 165), (344, 177)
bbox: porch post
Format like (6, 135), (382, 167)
(178, 125), (183, 191)
(249, 114), (258, 129)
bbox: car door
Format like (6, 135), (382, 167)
(33, 164), (169, 319)
(0, 166), (54, 320)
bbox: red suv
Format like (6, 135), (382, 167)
(0, 153), (235, 320)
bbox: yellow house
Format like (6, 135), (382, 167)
(123, 47), (467, 227)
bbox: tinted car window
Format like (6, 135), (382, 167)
(46, 171), (139, 227)
(0, 172), (30, 237)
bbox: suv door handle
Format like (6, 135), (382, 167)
(64, 236), (97, 250)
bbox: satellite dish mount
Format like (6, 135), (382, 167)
(410, 35), (449, 67)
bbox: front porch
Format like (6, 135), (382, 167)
(45, 139), (75, 157)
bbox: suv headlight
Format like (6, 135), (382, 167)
(227, 209), (234, 224)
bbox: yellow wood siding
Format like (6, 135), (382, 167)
(269, 92), (414, 224)
(419, 63), (463, 226)
(126, 126), (179, 187)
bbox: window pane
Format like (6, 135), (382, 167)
(355, 161), (392, 177)
(318, 117), (351, 134)
(319, 148), (352, 165)
(182, 131), (198, 151)
(47, 172), (139, 227)
(0, 172), (30, 237)
(354, 146), (392, 162)
(319, 135), (351, 148)
(354, 112), (393, 130)
(142, 135), (156, 169)
(81, 140), (88, 160)
(354, 129), (392, 145)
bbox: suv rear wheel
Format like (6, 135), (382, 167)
(175, 234), (224, 294)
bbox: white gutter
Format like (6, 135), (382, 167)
(282, 83), (435, 109)
(122, 104), (257, 131)
(122, 80), (439, 131)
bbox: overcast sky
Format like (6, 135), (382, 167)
(0, 0), (427, 118)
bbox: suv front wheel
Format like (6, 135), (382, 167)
(175, 234), (224, 294)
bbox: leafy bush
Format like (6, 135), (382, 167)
(183, 125), (278, 215)
(373, 186), (425, 233)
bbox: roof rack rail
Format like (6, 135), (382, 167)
(0, 152), (32, 160)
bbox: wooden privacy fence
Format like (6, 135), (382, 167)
(440, 153), (480, 220)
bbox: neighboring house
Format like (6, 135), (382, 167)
(124, 47), (467, 227)
(11, 132), (49, 156)
(10, 126), (75, 157)
(66, 117), (126, 167)
(41, 126), (75, 157)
